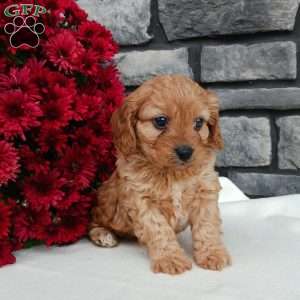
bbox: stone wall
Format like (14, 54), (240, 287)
(78, 0), (300, 197)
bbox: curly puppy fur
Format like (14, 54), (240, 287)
(89, 75), (231, 275)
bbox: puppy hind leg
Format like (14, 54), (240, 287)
(89, 227), (119, 248)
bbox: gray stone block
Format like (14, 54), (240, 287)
(201, 42), (297, 82)
(77, 0), (152, 45)
(276, 116), (300, 170)
(217, 117), (271, 167)
(158, 0), (299, 41)
(115, 48), (193, 86)
(228, 173), (300, 196)
(215, 88), (300, 111)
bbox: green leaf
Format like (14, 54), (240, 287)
(13, 50), (32, 66)
(24, 240), (43, 249)
(75, 72), (89, 88)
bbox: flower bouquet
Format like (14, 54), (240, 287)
(0, 0), (124, 267)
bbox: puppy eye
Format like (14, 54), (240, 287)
(153, 116), (168, 130)
(194, 117), (204, 131)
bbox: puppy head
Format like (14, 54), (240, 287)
(112, 75), (223, 169)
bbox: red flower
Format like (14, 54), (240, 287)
(78, 49), (100, 76)
(39, 0), (71, 12)
(28, 60), (75, 99)
(19, 146), (50, 174)
(0, 141), (19, 186)
(0, 202), (10, 239)
(50, 73), (76, 95)
(45, 30), (84, 73)
(73, 94), (103, 121)
(55, 191), (81, 210)
(13, 207), (51, 242)
(103, 85), (124, 108)
(38, 127), (67, 154)
(0, 66), (40, 100)
(41, 98), (73, 129)
(41, 204), (89, 246)
(92, 37), (118, 61)
(95, 136), (113, 159)
(23, 170), (66, 209)
(60, 1), (88, 26)
(0, 240), (15, 267)
(0, 91), (42, 139)
(71, 127), (98, 153)
(59, 148), (96, 189)
(78, 21), (111, 41)
(26, 59), (59, 95)
(97, 64), (122, 87)
(44, 84), (73, 103)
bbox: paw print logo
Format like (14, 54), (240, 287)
(4, 16), (45, 48)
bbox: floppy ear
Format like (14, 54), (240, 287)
(206, 91), (224, 150)
(111, 86), (150, 156)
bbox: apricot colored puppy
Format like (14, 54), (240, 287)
(89, 75), (231, 275)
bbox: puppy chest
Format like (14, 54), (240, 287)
(170, 181), (191, 232)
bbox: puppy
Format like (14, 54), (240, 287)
(89, 75), (231, 275)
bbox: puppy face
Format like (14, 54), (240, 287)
(112, 75), (223, 169)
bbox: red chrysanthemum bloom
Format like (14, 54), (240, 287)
(19, 146), (50, 174)
(55, 191), (82, 210)
(61, 1), (88, 26)
(71, 127), (98, 154)
(41, 205), (89, 246)
(92, 37), (118, 61)
(44, 84), (74, 103)
(78, 49), (100, 76)
(77, 21), (116, 54)
(27, 59), (57, 94)
(97, 64), (122, 88)
(41, 98), (73, 129)
(102, 86), (124, 108)
(27, 59), (76, 96)
(73, 93), (103, 121)
(13, 207), (51, 242)
(78, 21), (111, 41)
(0, 141), (19, 186)
(23, 170), (66, 209)
(0, 202), (10, 239)
(38, 127), (67, 154)
(39, 0), (72, 13)
(0, 66), (40, 100)
(59, 148), (97, 189)
(0, 240), (16, 267)
(94, 136), (113, 160)
(0, 91), (42, 140)
(45, 30), (84, 73)
(50, 73), (77, 95)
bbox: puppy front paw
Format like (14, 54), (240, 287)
(89, 227), (118, 248)
(151, 253), (192, 275)
(194, 247), (231, 271)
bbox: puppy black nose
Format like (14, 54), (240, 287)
(175, 145), (194, 162)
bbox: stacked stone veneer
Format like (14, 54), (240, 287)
(78, 0), (300, 197)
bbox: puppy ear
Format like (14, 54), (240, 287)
(206, 91), (224, 150)
(111, 86), (150, 156)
